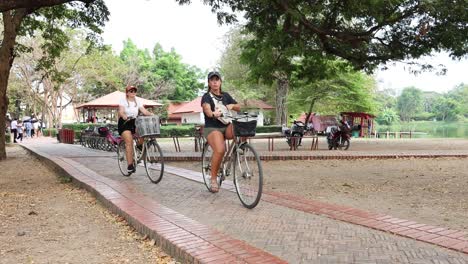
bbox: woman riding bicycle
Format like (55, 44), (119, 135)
(118, 85), (153, 174)
(201, 71), (241, 193)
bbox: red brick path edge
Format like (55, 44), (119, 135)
(162, 153), (468, 161)
(260, 191), (468, 255)
(164, 166), (468, 255)
(24, 147), (287, 264)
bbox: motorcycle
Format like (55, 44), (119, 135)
(282, 115), (309, 149)
(327, 121), (351, 150)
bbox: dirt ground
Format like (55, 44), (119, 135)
(0, 145), (177, 264)
(170, 138), (468, 232)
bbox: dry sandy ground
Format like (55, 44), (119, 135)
(170, 138), (468, 232)
(0, 145), (178, 264)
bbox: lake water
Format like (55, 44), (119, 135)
(376, 121), (468, 139)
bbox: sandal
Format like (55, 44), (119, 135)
(210, 179), (219, 193)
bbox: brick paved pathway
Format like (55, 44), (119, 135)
(21, 138), (468, 263)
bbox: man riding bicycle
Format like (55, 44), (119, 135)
(118, 85), (154, 174)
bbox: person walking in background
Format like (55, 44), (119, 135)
(39, 119), (44, 136)
(10, 118), (18, 143)
(30, 121), (36, 138)
(33, 121), (41, 137)
(24, 120), (32, 138)
(16, 121), (24, 142)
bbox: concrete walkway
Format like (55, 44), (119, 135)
(20, 138), (468, 263)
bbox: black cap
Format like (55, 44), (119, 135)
(207, 71), (222, 80)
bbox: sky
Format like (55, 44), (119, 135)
(101, 0), (468, 94)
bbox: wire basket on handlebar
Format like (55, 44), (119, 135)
(232, 115), (257, 137)
(135, 116), (160, 137)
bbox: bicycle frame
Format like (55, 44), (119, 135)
(219, 136), (243, 176)
(105, 130), (122, 146)
(130, 133), (146, 163)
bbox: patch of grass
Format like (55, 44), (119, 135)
(57, 174), (72, 183)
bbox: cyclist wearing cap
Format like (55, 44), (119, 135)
(118, 85), (153, 173)
(201, 71), (241, 192)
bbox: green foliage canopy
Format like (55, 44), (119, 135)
(119, 40), (204, 101)
(177, 0), (468, 72)
(0, 0), (109, 160)
(397, 87), (424, 122)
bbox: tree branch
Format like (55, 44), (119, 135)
(0, 0), (94, 12)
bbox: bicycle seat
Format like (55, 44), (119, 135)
(97, 126), (109, 137)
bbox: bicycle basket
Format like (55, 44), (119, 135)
(233, 120), (257, 137)
(136, 116), (160, 137)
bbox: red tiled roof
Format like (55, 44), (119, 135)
(76, 91), (162, 109)
(167, 101), (190, 119)
(173, 97), (203, 114)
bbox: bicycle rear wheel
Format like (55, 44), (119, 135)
(144, 140), (164, 184)
(233, 143), (263, 209)
(201, 143), (213, 191)
(117, 141), (131, 177)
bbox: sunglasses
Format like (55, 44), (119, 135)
(128, 89), (137, 93)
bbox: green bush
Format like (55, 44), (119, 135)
(5, 132), (11, 143)
(59, 122), (281, 139)
(43, 128), (58, 137)
(413, 112), (436, 121)
(74, 130), (81, 140)
(62, 123), (107, 131)
(161, 123), (178, 126)
(256, 125), (282, 133)
(160, 125), (196, 137)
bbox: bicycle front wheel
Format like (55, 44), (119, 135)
(117, 141), (131, 177)
(144, 140), (164, 184)
(201, 143), (213, 191)
(233, 143), (263, 209)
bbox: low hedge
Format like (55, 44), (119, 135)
(5, 132), (11, 143)
(62, 123), (107, 131)
(256, 125), (281, 133)
(43, 128), (58, 137)
(59, 123), (282, 140)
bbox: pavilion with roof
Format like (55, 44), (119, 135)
(75, 91), (162, 123)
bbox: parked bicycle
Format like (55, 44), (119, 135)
(117, 116), (165, 184)
(201, 113), (263, 209)
(80, 124), (122, 152)
(98, 125), (122, 152)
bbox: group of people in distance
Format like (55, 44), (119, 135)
(8, 117), (41, 143)
(118, 71), (239, 193)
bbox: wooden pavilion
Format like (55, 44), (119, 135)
(75, 91), (162, 123)
(340, 112), (375, 137)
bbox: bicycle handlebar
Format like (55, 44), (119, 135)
(123, 116), (136, 124)
(223, 112), (258, 120)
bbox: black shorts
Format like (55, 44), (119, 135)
(118, 117), (136, 135)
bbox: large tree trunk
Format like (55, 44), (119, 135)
(275, 77), (289, 126)
(0, 10), (27, 160)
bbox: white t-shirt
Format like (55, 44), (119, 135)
(119, 97), (142, 118)
(11, 120), (17, 130)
